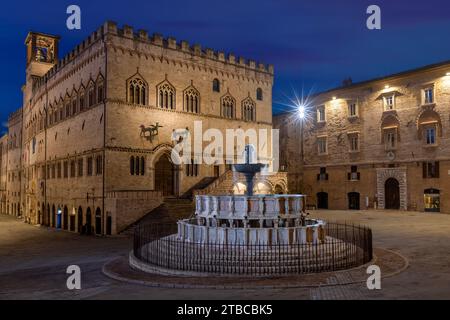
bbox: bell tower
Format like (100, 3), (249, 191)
(25, 31), (60, 77)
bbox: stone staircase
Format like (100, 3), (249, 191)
(193, 170), (235, 196)
(120, 198), (194, 236)
(180, 177), (218, 199)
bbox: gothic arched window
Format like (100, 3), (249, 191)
(242, 97), (256, 122)
(88, 82), (95, 107)
(212, 78), (220, 92)
(127, 75), (147, 105)
(183, 86), (200, 113)
(157, 81), (176, 109)
(97, 75), (104, 103)
(79, 86), (86, 111)
(256, 87), (263, 101)
(221, 94), (235, 119)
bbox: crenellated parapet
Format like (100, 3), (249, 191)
(103, 21), (274, 76)
(8, 108), (23, 123)
(29, 20), (274, 99)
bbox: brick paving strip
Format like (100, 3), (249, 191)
(102, 248), (408, 289)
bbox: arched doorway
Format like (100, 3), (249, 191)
(52, 205), (56, 228)
(233, 182), (246, 195)
(95, 207), (102, 235)
(69, 208), (75, 232)
(385, 178), (400, 209)
(47, 204), (50, 227)
(77, 207), (83, 233)
(254, 182), (272, 195)
(56, 206), (62, 229)
(106, 215), (112, 235)
(154, 154), (175, 196)
(63, 206), (68, 230)
(348, 192), (360, 210)
(86, 207), (92, 235)
(317, 192), (328, 209)
(42, 203), (46, 226)
(274, 184), (284, 195)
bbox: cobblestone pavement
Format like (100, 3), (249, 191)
(1, 210), (450, 299)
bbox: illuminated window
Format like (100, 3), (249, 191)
(317, 105), (326, 122)
(383, 95), (395, 110)
(424, 188), (440, 212)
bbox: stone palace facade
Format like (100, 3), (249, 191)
(275, 61), (450, 214)
(0, 21), (287, 235)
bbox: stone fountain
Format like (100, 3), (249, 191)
(232, 145), (265, 196)
(130, 146), (373, 276)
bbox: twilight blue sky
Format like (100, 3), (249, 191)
(1, 0), (450, 127)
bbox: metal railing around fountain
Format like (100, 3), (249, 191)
(133, 222), (373, 276)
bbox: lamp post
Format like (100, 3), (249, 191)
(297, 104), (306, 193)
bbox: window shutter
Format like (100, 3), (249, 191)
(357, 172), (361, 180)
(347, 172), (351, 180)
(435, 161), (440, 178)
(317, 174), (320, 181)
(422, 162), (427, 178)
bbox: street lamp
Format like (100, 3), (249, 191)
(297, 104), (305, 163)
(297, 103), (306, 194)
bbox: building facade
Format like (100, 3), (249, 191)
(275, 61), (450, 214)
(0, 21), (287, 235)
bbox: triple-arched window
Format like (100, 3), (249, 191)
(183, 86), (200, 113)
(221, 94), (235, 119)
(158, 81), (176, 109)
(127, 77), (147, 105)
(242, 97), (256, 122)
(130, 156), (145, 175)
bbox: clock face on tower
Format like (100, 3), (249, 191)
(387, 151), (395, 161)
(34, 36), (54, 63)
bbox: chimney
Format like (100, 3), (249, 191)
(342, 77), (353, 87)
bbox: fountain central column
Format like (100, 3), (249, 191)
(244, 173), (254, 196)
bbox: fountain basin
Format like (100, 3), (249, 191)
(177, 218), (325, 245)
